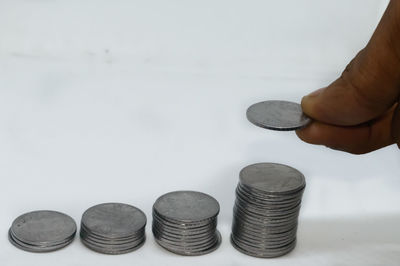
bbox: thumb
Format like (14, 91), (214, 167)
(302, 0), (400, 126)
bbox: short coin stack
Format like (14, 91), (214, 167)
(9, 210), (76, 252)
(231, 163), (305, 258)
(152, 191), (221, 256)
(80, 203), (146, 254)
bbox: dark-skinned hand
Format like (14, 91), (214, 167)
(296, 0), (400, 154)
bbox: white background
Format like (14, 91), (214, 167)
(1, 0), (399, 265)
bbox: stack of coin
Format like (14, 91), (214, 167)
(231, 163), (305, 258)
(80, 203), (146, 254)
(152, 191), (221, 256)
(8, 210), (76, 252)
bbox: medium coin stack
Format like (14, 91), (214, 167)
(152, 191), (221, 256)
(80, 203), (146, 254)
(231, 163), (306, 258)
(8, 210), (76, 252)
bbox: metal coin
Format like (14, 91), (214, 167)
(235, 199), (302, 215)
(233, 218), (298, 235)
(155, 231), (221, 256)
(8, 229), (74, 253)
(246, 100), (311, 131)
(80, 224), (145, 243)
(80, 228), (144, 245)
(231, 231), (295, 249)
(152, 222), (216, 238)
(80, 232), (144, 249)
(236, 193), (301, 210)
(234, 206), (299, 225)
(234, 236), (296, 254)
(232, 222), (298, 240)
(81, 203), (146, 239)
(239, 163), (305, 195)
(237, 184), (304, 202)
(231, 234), (296, 258)
(152, 226), (217, 244)
(81, 236), (145, 255)
(153, 231), (219, 248)
(153, 191), (219, 222)
(152, 209), (217, 229)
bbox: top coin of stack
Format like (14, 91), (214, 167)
(231, 163), (306, 258)
(8, 210), (77, 252)
(152, 191), (221, 256)
(80, 203), (147, 254)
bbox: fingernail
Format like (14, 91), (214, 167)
(307, 87), (325, 97)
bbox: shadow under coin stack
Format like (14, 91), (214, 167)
(152, 191), (221, 256)
(80, 203), (146, 254)
(231, 163), (306, 258)
(8, 210), (76, 252)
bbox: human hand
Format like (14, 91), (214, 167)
(296, 0), (400, 154)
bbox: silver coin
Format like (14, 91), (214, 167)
(240, 163), (305, 195)
(231, 234), (296, 258)
(152, 210), (217, 229)
(155, 237), (219, 253)
(81, 236), (146, 255)
(80, 229), (143, 245)
(236, 194), (301, 210)
(9, 210), (76, 252)
(81, 203), (146, 239)
(234, 206), (299, 224)
(80, 232), (144, 249)
(8, 229), (75, 253)
(233, 220), (298, 235)
(231, 230), (297, 244)
(155, 231), (221, 256)
(231, 231), (295, 249)
(152, 222), (216, 238)
(153, 231), (219, 248)
(81, 225), (144, 242)
(232, 227), (297, 242)
(235, 202), (302, 218)
(152, 226), (217, 244)
(235, 198), (301, 214)
(246, 100), (311, 131)
(237, 184), (304, 201)
(234, 236), (296, 254)
(153, 191), (219, 222)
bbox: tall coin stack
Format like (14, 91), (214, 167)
(80, 203), (146, 254)
(152, 191), (221, 256)
(231, 163), (305, 258)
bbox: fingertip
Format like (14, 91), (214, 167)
(295, 122), (321, 145)
(306, 87), (325, 98)
(301, 88), (325, 120)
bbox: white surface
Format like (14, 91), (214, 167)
(1, 0), (399, 265)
